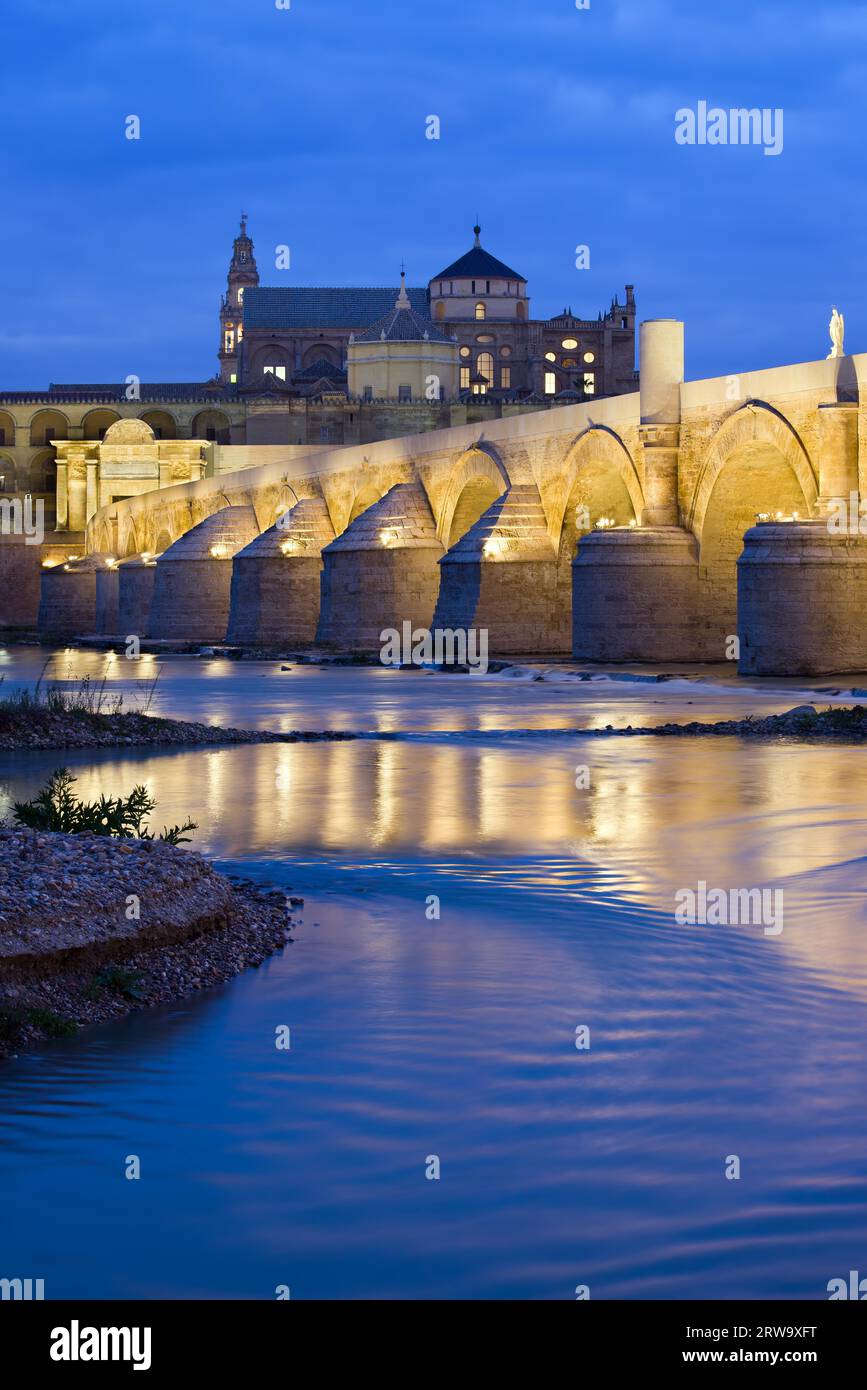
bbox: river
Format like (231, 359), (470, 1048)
(1, 647), (866, 1299)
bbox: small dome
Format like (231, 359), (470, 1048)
(102, 418), (155, 445)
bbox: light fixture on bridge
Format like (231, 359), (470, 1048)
(209, 543), (230, 559)
(379, 528), (398, 548)
(594, 516), (615, 530)
(483, 536), (506, 558)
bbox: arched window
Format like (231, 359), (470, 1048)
(476, 352), (494, 394)
(475, 302), (486, 321)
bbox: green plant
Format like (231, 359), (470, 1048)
(12, 768), (197, 845)
(89, 966), (146, 1001)
(0, 1005), (77, 1041)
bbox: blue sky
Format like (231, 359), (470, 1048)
(1, 0), (864, 388)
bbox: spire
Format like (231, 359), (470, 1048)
(395, 266), (411, 309)
(473, 222), (481, 247)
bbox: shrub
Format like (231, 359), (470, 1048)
(12, 768), (197, 845)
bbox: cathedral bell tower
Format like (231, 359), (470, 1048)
(219, 214), (259, 383)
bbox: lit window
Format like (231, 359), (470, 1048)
(475, 302), (486, 320)
(583, 373), (595, 394)
(545, 351), (556, 362)
(562, 358), (576, 368)
(263, 364), (287, 380)
(583, 352), (595, 364)
(237, 324), (243, 341)
(460, 346), (471, 358)
(562, 337), (578, 349)
(224, 329), (235, 353)
(476, 352), (494, 395)
(544, 372), (556, 395)
(460, 366), (470, 390)
(500, 366), (511, 389)
(476, 333), (494, 343)
(230, 373), (237, 384)
(237, 287), (245, 304)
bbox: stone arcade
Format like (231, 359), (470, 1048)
(24, 317), (867, 677)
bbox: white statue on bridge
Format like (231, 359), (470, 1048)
(827, 306), (845, 359)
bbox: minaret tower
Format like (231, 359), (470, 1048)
(218, 214), (259, 383)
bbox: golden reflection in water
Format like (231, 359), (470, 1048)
(7, 734), (867, 991)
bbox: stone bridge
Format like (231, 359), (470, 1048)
(39, 320), (867, 674)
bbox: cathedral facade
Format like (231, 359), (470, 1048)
(0, 218), (636, 522)
(222, 218), (636, 405)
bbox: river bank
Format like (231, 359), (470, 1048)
(0, 826), (298, 1057)
(0, 702), (360, 751)
(588, 702), (867, 740)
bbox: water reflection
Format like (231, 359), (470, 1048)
(2, 651), (867, 1299)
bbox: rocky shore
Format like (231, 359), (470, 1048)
(0, 704), (358, 751)
(587, 703), (867, 741)
(0, 826), (299, 1057)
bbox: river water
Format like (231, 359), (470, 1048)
(1, 648), (866, 1299)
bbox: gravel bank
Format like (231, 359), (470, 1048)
(0, 827), (298, 1057)
(585, 703), (867, 741)
(0, 705), (358, 751)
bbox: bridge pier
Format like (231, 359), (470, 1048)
(316, 482), (444, 652)
(118, 555), (158, 639)
(572, 527), (713, 661)
(226, 498), (335, 646)
(738, 520), (867, 674)
(94, 560), (120, 636)
(37, 555), (106, 641)
(148, 506), (259, 642)
(433, 484), (564, 653)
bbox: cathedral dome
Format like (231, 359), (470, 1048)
(101, 418), (155, 445)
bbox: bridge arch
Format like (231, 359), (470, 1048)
(690, 401), (818, 637)
(688, 401), (817, 541)
(554, 426), (643, 550)
(436, 444), (510, 549)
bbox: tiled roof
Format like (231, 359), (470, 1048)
(431, 246), (525, 283)
(243, 286), (429, 329)
(293, 358), (347, 381)
(354, 301), (453, 344)
(0, 384), (238, 404)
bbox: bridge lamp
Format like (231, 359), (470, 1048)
(280, 539), (299, 556)
(483, 536), (506, 558)
(379, 528), (398, 548)
(210, 543), (230, 559)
